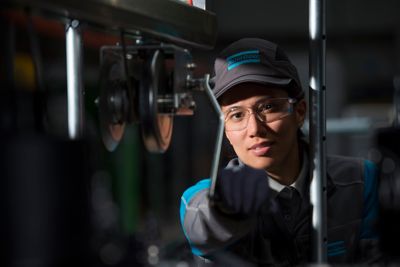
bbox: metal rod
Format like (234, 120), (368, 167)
(201, 75), (224, 199)
(309, 0), (327, 263)
(66, 19), (84, 139)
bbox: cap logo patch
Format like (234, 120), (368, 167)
(226, 50), (260, 70)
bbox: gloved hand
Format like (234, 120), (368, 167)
(215, 160), (270, 218)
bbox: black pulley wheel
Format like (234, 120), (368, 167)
(98, 57), (129, 151)
(139, 50), (173, 153)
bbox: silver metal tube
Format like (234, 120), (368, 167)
(202, 75), (224, 199)
(66, 20), (84, 139)
(309, 0), (327, 263)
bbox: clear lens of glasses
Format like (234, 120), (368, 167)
(224, 98), (297, 131)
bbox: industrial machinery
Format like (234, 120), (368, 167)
(0, 0), (222, 266)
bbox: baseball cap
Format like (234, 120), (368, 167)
(212, 38), (304, 99)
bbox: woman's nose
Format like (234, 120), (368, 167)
(246, 112), (267, 136)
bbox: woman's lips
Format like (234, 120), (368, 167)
(249, 142), (273, 156)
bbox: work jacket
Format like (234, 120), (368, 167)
(179, 154), (381, 266)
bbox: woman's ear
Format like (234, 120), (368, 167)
(295, 99), (307, 127)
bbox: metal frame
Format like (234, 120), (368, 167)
(3, 0), (217, 49)
(309, 0), (327, 263)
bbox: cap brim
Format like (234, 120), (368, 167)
(214, 74), (292, 99)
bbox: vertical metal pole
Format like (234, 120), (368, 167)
(66, 20), (84, 139)
(309, 0), (327, 263)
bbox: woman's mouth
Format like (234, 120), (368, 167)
(249, 142), (273, 156)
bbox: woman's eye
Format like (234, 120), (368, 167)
(259, 103), (273, 112)
(229, 111), (245, 121)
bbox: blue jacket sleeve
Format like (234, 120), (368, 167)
(360, 160), (379, 239)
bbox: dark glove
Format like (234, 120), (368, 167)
(215, 160), (270, 218)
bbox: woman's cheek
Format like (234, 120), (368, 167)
(226, 132), (243, 149)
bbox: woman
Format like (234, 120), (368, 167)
(180, 38), (381, 266)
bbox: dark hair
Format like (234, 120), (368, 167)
(287, 80), (304, 100)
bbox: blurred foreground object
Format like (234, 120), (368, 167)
(0, 133), (91, 267)
(375, 76), (400, 261)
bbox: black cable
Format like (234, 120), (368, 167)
(26, 10), (45, 93)
(4, 17), (16, 90)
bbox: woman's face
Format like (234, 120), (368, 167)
(220, 83), (306, 176)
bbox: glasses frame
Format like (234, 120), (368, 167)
(223, 97), (298, 131)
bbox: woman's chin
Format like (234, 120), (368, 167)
(244, 157), (274, 170)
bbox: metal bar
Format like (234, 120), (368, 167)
(201, 75), (224, 200)
(309, 0), (327, 263)
(4, 20), (16, 89)
(3, 0), (217, 50)
(66, 19), (84, 139)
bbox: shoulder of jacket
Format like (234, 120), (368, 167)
(327, 155), (365, 186)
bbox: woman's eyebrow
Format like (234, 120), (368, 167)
(225, 99), (267, 110)
(225, 106), (242, 113)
